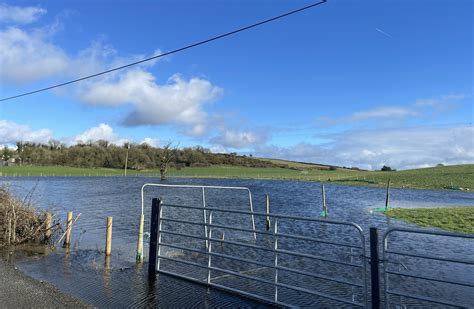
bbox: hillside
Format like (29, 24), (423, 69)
(0, 162), (472, 192)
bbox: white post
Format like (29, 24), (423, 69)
(207, 211), (213, 284)
(136, 213), (144, 262)
(274, 219), (279, 302)
(202, 187), (208, 248)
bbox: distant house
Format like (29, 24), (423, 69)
(1, 158), (16, 166)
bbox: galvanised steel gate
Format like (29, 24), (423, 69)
(382, 228), (474, 308)
(147, 196), (368, 307)
(143, 185), (474, 308)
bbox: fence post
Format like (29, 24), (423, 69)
(45, 213), (52, 240)
(105, 216), (113, 256)
(148, 198), (161, 279)
(63, 211), (73, 248)
(370, 227), (381, 309)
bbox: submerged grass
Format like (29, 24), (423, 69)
(386, 207), (474, 234)
(0, 164), (472, 191)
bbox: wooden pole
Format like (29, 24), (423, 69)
(45, 213), (52, 240)
(105, 217), (113, 256)
(63, 212), (73, 247)
(385, 178), (391, 210)
(124, 145), (130, 176)
(265, 194), (271, 231)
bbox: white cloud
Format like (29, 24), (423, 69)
(141, 137), (160, 147)
(255, 125), (474, 170)
(0, 3), (46, 24)
(73, 123), (121, 144)
(212, 129), (268, 149)
(350, 107), (418, 121)
(0, 120), (52, 144)
(414, 94), (470, 111)
(0, 26), (69, 83)
(81, 71), (222, 134)
(319, 94), (470, 127)
(0, 6), (222, 137)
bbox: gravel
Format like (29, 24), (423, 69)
(0, 258), (92, 308)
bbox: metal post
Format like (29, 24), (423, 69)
(157, 204), (163, 270)
(207, 211), (213, 284)
(385, 179), (391, 211)
(274, 219), (279, 302)
(265, 194), (271, 231)
(321, 184), (328, 217)
(148, 198), (161, 278)
(202, 187), (208, 248)
(136, 213), (144, 262)
(370, 227), (381, 309)
(248, 191), (257, 241)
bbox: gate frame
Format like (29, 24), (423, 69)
(137, 183), (257, 262)
(148, 197), (368, 307)
(381, 227), (474, 308)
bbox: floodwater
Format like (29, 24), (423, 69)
(1, 176), (473, 307)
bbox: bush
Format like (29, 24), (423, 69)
(381, 165), (396, 171)
(0, 186), (60, 247)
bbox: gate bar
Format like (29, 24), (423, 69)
(138, 184), (257, 262)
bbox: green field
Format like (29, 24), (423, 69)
(0, 163), (472, 191)
(386, 207), (474, 234)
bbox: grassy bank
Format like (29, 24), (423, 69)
(0, 164), (472, 191)
(386, 207), (474, 234)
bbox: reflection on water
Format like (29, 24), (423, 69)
(1, 177), (473, 307)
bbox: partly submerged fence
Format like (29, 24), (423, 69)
(144, 187), (474, 308)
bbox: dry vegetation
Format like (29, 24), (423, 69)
(0, 185), (60, 247)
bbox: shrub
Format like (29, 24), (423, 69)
(0, 186), (60, 247)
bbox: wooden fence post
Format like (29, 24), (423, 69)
(63, 212), (73, 247)
(45, 213), (52, 240)
(105, 217), (113, 256)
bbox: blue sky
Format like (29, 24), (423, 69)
(0, 0), (472, 170)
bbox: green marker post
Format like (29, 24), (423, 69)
(374, 178), (391, 213)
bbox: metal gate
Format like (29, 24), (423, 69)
(147, 194), (368, 307)
(382, 228), (474, 308)
(142, 185), (474, 308)
(137, 184), (256, 261)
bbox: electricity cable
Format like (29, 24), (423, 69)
(0, 0), (327, 102)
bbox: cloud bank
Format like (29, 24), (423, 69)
(0, 120), (53, 145)
(256, 125), (474, 170)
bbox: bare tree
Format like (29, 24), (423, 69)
(16, 141), (24, 165)
(159, 142), (175, 180)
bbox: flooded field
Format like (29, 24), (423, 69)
(1, 177), (473, 307)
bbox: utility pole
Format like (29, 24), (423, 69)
(124, 144), (130, 176)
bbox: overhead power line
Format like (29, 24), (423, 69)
(0, 0), (327, 102)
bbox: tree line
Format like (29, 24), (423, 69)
(1, 140), (279, 172)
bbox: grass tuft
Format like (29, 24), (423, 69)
(386, 207), (474, 234)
